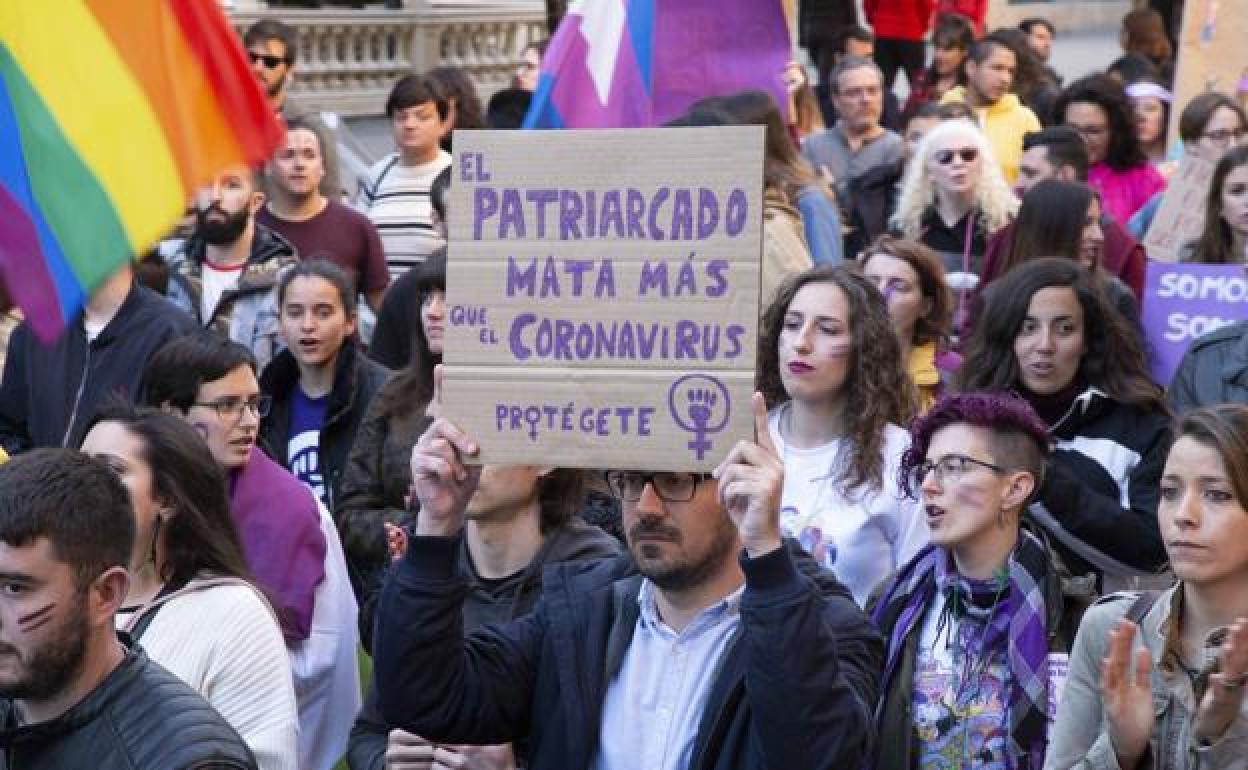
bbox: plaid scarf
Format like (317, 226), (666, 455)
(872, 531), (1051, 769)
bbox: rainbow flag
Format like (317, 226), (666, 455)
(0, 1), (285, 342)
(524, 0), (794, 129)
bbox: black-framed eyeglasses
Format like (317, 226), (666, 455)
(606, 471), (710, 502)
(248, 52), (289, 70)
(1201, 128), (1244, 145)
(935, 147), (979, 165)
(193, 395), (272, 420)
(915, 454), (1004, 484)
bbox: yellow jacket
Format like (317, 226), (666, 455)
(941, 87), (1041, 185)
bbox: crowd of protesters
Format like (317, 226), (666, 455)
(3, 4), (1248, 769)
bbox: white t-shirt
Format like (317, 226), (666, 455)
(201, 260), (244, 322)
(768, 405), (928, 606)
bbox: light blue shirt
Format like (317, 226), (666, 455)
(592, 580), (744, 770)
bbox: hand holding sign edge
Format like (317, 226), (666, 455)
(411, 364), (482, 537)
(712, 392), (784, 559)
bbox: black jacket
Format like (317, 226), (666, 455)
(1029, 388), (1171, 579)
(374, 536), (882, 770)
(1167, 320), (1248, 415)
(367, 265), (420, 370)
(0, 282), (195, 454)
(259, 339), (390, 510)
(348, 517), (622, 770)
(0, 642), (255, 769)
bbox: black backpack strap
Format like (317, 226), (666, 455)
(362, 154), (401, 205)
(128, 603), (164, 642)
(1124, 590), (1162, 626)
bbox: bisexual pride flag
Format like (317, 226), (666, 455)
(524, 0), (794, 129)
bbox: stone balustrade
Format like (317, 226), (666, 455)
(228, 1), (547, 117)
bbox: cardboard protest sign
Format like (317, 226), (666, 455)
(442, 127), (764, 471)
(1142, 260), (1248, 384)
(1142, 154), (1214, 263)
(1168, 0), (1248, 148)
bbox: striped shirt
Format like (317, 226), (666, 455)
(356, 151), (451, 278)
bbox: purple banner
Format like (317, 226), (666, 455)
(1143, 260), (1248, 384)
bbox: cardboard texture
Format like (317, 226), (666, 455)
(1168, 1), (1248, 148)
(1143, 154), (1214, 262)
(443, 127), (764, 471)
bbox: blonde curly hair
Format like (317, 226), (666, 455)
(890, 118), (1018, 240)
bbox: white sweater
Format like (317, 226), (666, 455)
(118, 578), (299, 770)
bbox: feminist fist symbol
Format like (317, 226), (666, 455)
(668, 375), (731, 461)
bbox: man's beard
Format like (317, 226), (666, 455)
(628, 515), (739, 592)
(0, 593), (90, 703)
(196, 204), (251, 246)
(267, 71), (288, 100)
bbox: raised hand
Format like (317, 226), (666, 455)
(409, 365), (480, 537)
(1101, 619), (1155, 770)
(711, 392), (784, 558)
(1195, 617), (1248, 744)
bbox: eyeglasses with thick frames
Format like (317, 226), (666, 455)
(916, 454), (1004, 484)
(1201, 128), (1244, 146)
(193, 395), (272, 421)
(248, 52), (289, 70)
(606, 471), (710, 502)
(934, 147), (979, 165)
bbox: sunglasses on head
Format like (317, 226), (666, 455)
(248, 52), (288, 69)
(935, 147), (979, 165)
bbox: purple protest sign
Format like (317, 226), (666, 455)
(1142, 260), (1248, 384)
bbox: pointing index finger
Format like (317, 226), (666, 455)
(751, 392), (777, 456)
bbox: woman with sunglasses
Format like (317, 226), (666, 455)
(872, 392), (1070, 770)
(892, 119), (1017, 343)
(1055, 74), (1165, 226)
(959, 258), (1170, 590)
(1181, 145), (1248, 265)
(1047, 405), (1248, 769)
(758, 264), (926, 606)
(81, 406), (298, 770)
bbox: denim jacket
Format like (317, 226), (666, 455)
(1045, 586), (1248, 769)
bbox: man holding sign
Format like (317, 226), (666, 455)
(372, 391), (881, 770)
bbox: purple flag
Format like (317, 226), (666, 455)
(524, 0), (792, 129)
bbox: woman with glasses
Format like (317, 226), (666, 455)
(513, 40), (546, 92)
(1127, 91), (1248, 240)
(859, 236), (960, 413)
(758, 264), (926, 606)
(1047, 405), (1248, 769)
(1182, 145), (1248, 265)
(1055, 74), (1165, 226)
(141, 332), (361, 770)
(259, 260), (389, 511)
(892, 119), (1018, 342)
(871, 392), (1070, 770)
(81, 406), (298, 770)
(959, 258), (1170, 589)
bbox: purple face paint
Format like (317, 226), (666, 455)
(17, 603), (55, 633)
